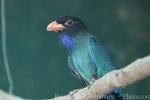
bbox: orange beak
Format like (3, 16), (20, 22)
(47, 21), (64, 32)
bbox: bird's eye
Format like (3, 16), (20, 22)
(65, 19), (74, 26)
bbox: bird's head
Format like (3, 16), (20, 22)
(47, 16), (88, 34)
(47, 16), (88, 50)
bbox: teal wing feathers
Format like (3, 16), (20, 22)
(68, 56), (89, 85)
(88, 36), (114, 78)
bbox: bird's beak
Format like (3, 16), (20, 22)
(47, 21), (64, 32)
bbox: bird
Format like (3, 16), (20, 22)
(47, 16), (123, 100)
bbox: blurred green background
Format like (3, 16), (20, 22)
(0, 0), (150, 99)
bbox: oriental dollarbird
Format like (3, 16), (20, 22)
(47, 16), (122, 100)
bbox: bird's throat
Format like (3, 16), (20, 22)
(59, 32), (75, 50)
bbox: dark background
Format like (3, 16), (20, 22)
(0, 0), (150, 99)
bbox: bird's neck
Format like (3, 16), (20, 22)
(59, 32), (75, 51)
(59, 31), (89, 51)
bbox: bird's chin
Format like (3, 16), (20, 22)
(53, 30), (59, 33)
(55, 30), (63, 33)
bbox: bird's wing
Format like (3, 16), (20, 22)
(88, 36), (114, 77)
(68, 56), (89, 85)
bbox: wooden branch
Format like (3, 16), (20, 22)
(0, 55), (150, 100)
(51, 55), (150, 100)
(0, 90), (24, 100)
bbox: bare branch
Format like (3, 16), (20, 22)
(0, 90), (24, 100)
(0, 55), (150, 100)
(51, 55), (150, 100)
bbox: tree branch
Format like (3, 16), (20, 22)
(0, 90), (24, 100)
(51, 55), (150, 100)
(0, 55), (150, 100)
